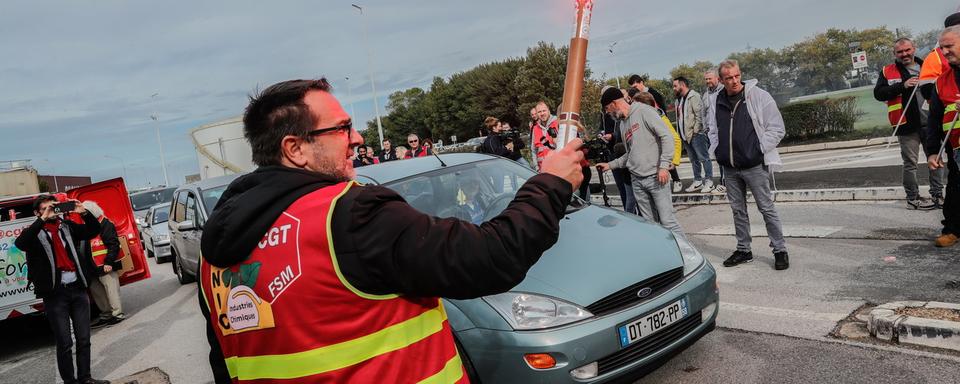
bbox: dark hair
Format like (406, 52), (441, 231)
(673, 76), (690, 87)
(628, 74), (645, 85)
(243, 78), (332, 166)
(33, 194), (57, 213)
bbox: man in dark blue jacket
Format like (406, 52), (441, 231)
(707, 59), (789, 270)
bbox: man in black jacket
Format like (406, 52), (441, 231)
(198, 78), (585, 382)
(874, 37), (945, 210)
(82, 201), (125, 327)
(14, 195), (109, 384)
(628, 74), (666, 110)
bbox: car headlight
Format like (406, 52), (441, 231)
(135, 217), (144, 226)
(483, 292), (593, 330)
(676, 235), (705, 276)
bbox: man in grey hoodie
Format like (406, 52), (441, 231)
(706, 59), (789, 270)
(597, 87), (683, 236)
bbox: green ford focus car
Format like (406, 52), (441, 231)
(355, 153), (718, 383)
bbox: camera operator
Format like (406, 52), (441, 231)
(479, 116), (524, 161)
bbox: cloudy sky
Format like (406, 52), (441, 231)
(1, 0), (956, 188)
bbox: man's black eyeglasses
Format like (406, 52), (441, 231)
(307, 122), (352, 137)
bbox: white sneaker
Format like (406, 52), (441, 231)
(672, 181), (683, 193)
(700, 180), (715, 193)
(713, 185), (726, 194)
(685, 181), (703, 193)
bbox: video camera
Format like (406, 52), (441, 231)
(583, 138), (612, 162)
(495, 129), (521, 144)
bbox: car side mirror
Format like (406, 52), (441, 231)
(177, 220), (196, 231)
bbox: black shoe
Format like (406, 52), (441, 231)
(90, 318), (111, 329)
(723, 250), (753, 267)
(774, 251), (790, 270)
(81, 378), (110, 384)
(107, 314), (126, 325)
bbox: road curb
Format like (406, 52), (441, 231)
(867, 301), (960, 351)
(674, 137), (895, 164)
(590, 186), (925, 207)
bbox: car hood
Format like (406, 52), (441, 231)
(513, 205), (683, 307)
(150, 223), (170, 236)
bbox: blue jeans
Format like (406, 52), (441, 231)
(612, 169), (637, 214)
(723, 165), (786, 253)
(685, 133), (713, 181)
(631, 174), (683, 236)
(43, 283), (93, 383)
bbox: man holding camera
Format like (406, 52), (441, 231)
(597, 87), (684, 236)
(14, 196), (109, 384)
(480, 116), (524, 161)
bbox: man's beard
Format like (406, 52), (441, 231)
(310, 142), (355, 182)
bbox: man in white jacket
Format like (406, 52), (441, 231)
(706, 59), (789, 270)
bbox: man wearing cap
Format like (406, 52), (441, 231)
(597, 87), (684, 236)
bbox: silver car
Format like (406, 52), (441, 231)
(356, 153), (719, 383)
(141, 203), (172, 263)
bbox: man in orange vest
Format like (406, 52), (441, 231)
(197, 78), (586, 383)
(919, 11), (960, 99)
(925, 26), (960, 248)
(874, 37), (945, 210)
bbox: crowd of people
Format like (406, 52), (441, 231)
(349, 133), (436, 167)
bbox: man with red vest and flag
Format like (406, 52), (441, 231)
(875, 37), (946, 210)
(925, 25), (960, 248)
(197, 78), (586, 383)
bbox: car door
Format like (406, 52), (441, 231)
(169, 191), (187, 260)
(142, 208), (154, 252)
(67, 178), (151, 285)
(182, 191), (202, 275)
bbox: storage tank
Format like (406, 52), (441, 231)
(191, 117), (255, 179)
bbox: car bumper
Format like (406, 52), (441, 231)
(456, 263), (718, 383)
(154, 242), (171, 259)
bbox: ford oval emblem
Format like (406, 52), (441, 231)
(637, 287), (653, 298)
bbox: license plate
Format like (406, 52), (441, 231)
(617, 298), (689, 348)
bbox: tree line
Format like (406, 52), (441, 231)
(361, 25), (937, 147)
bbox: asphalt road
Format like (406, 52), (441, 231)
(1, 199), (958, 383)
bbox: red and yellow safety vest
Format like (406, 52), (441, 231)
(936, 66), (960, 150)
(90, 235), (108, 266)
(882, 64), (906, 127)
(199, 181), (467, 383)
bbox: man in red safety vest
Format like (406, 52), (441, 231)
(925, 26), (960, 248)
(874, 37), (946, 210)
(197, 78), (585, 383)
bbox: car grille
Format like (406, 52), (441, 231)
(596, 311), (702, 375)
(585, 267), (684, 316)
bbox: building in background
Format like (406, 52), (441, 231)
(37, 175), (92, 193)
(191, 117), (254, 180)
(0, 160), (39, 197)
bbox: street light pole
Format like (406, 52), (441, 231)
(352, 3), (385, 149)
(609, 41), (621, 88)
(40, 159), (58, 192)
(150, 93), (171, 186)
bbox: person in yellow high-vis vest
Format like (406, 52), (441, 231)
(197, 78), (587, 383)
(82, 200), (125, 327)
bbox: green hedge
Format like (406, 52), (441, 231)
(781, 96), (862, 140)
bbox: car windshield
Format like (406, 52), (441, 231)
(383, 158), (585, 224)
(130, 187), (176, 211)
(201, 185), (229, 212)
(152, 209), (169, 224)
